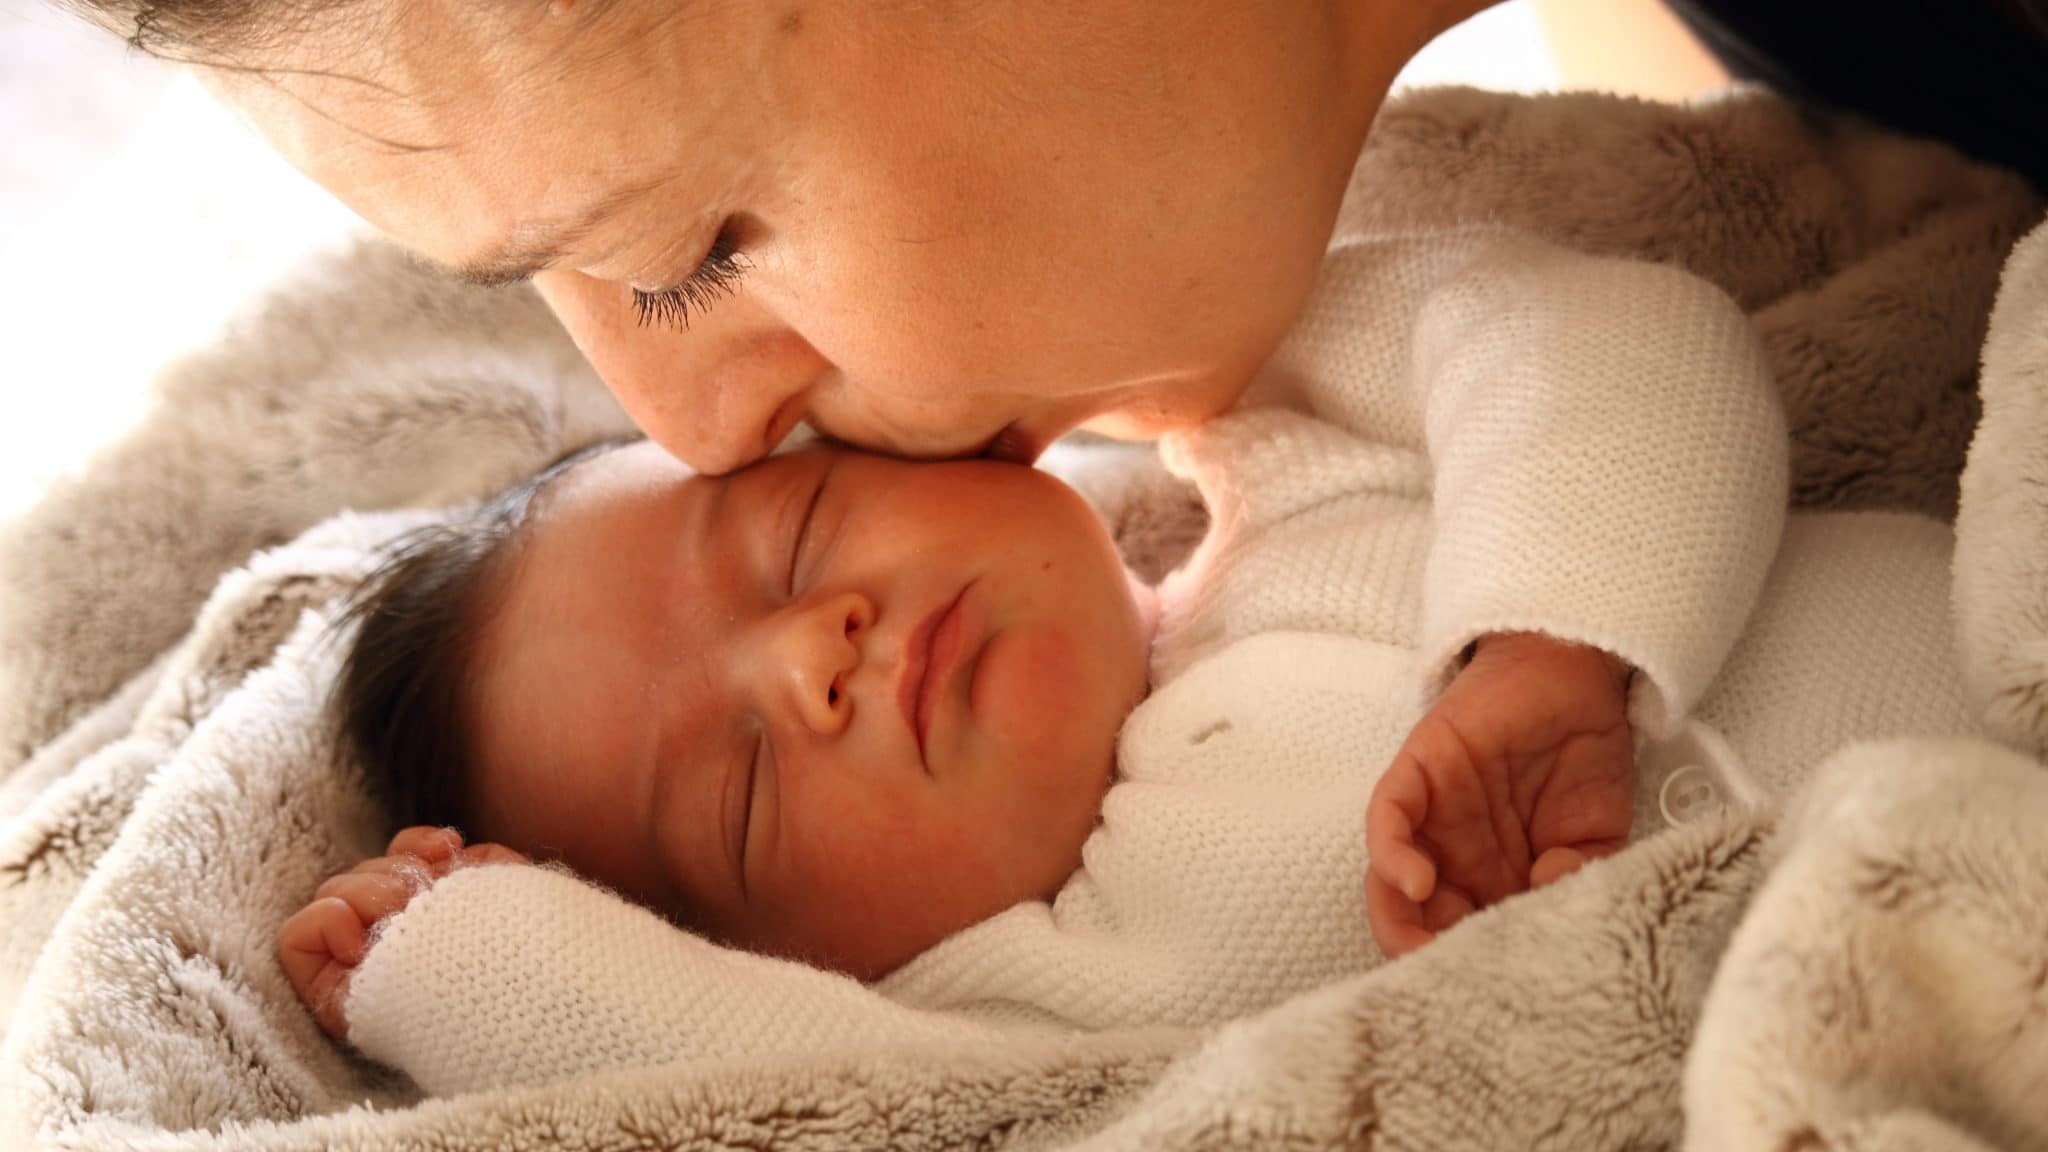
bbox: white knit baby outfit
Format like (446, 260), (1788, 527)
(343, 226), (1976, 1097)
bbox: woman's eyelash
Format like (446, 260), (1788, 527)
(632, 233), (749, 331)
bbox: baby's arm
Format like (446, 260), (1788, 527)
(277, 826), (525, 1040)
(1408, 231), (1788, 728)
(1366, 233), (1788, 954)
(280, 827), (1009, 1096)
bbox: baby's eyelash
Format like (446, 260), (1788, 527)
(632, 234), (749, 331)
(735, 733), (764, 898)
(787, 477), (826, 596)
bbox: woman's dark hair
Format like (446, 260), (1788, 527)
(55, 0), (351, 62)
(334, 442), (619, 835)
(55, 0), (611, 67)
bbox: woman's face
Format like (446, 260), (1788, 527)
(463, 442), (1151, 980)
(207, 0), (1420, 473)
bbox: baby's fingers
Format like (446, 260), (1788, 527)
(342, 851), (450, 890)
(1530, 837), (1626, 889)
(314, 871), (416, 927)
(1530, 846), (1587, 889)
(1366, 761), (1437, 904)
(1420, 883), (1478, 934)
(452, 843), (529, 868)
(1365, 871), (1435, 959)
(385, 825), (462, 863)
(276, 898), (366, 1039)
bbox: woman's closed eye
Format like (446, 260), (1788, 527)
(632, 229), (749, 331)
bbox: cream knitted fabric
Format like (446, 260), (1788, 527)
(346, 864), (1025, 1095)
(1689, 512), (1977, 799)
(1212, 228), (1791, 732)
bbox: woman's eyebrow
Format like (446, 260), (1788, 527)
(445, 234), (567, 288)
(439, 177), (672, 287)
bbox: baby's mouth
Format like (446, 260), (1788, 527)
(898, 583), (974, 770)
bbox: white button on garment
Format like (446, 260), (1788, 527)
(1640, 720), (1759, 831)
(1658, 763), (1725, 826)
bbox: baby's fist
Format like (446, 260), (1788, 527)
(1364, 633), (1635, 959)
(276, 826), (526, 1040)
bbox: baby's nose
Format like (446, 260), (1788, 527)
(778, 592), (872, 735)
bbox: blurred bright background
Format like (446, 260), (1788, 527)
(0, 0), (1724, 519)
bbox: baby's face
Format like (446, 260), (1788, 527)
(465, 442), (1150, 978)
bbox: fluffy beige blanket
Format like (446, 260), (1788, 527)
(1, 87), (2043, 1151)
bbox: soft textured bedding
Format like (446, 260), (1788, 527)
(2, 86), (2045, 1151)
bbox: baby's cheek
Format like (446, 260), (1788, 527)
(973, 625), (1105, 770)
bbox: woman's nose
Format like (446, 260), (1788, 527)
(535, 270), (830, 476)
(680, 332), (831, 475)
(762, 591), (874, 736)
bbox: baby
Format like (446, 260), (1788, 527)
(328, 438), (1157, 987)
(286, 430), (1633, 1035)
(282, 231), (1979, 1080)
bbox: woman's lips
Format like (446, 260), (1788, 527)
(898, 584), (973, 767)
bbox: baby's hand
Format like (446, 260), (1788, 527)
(1365, 633), (1635, 959)
(276, 826), (526, 1040)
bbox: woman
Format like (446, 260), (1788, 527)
(55, 0), (2044, 474)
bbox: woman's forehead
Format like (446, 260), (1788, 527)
(212, 0), (767, 260)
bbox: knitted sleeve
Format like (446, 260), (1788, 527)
(343, 863), (1011, 1096)
(1410, 232), (1788, 735)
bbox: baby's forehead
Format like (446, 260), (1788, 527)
(521, 442), (705, 539)
(557, 440), (697, 496)
(562, 437), (848, 496)
(548, 439), (872, 514)
(528, 440), (824, 553)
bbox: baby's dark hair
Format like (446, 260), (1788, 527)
(334, 442), (618, 835)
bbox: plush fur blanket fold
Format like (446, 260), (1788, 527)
(2, 87), (2044, 1151)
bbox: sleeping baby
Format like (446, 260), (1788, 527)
(280, 231), (1979, 1087)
